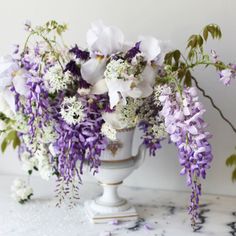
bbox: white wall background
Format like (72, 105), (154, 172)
(0, 0), (236, 196)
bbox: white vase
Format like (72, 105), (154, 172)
(84, 128), (146, 223)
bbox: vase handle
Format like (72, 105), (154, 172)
(133, 144), (146, 169)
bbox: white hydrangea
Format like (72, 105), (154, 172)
(12, 113), (29, 133)
(34, 145), (53, 180)
(22, 134), (37, 153)
(151, 123), (168, 140)
(11, 178), (33, 203)
(21, 151), (37, 174)
(101, 122), (117, 141)
(44, 64), (73, 93)
(116, 99), (141, 128)
(40, 122), (58, 144)
(104, 59), (130, 80)
(60, 96), (85, 125)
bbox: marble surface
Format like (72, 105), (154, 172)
(0, 175), (236, 236)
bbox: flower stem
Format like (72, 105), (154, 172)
(192, 76), (236, 133)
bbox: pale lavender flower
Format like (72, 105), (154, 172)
(108, 219), (119, 225)
(210, 50), (219, 63)
(219, 69), (234, 86)
(159, 85), (213, 223)
(144, 223), (154, 230)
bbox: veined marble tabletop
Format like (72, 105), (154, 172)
(0, 175), (235, 236)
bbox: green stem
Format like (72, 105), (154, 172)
(40, 34), (64, 69)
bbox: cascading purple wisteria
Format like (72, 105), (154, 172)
(52, 95), (109, 180)
(159, 84), (213, 224)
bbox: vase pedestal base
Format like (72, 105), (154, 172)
(84, 200), (138, 223)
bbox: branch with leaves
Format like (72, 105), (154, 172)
(162, 24), (236, 182)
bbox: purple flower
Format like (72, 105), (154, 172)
(125, 42), (141, 60)
(159, 85), (213, 223)
(64, 60), (91, 88)
(108, 219), (119, 225)
(210, 50), (219, 63)
(219, 69), (234, 86)
(69, 45), (90, 61)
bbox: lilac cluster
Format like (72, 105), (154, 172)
(159, 85), (213, 223)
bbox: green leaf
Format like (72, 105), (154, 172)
(1, 130), (20, 153)
(197, 35), (203, 47)
(13, 135), (20, 149)
(226, 154), (236, 167)
(187, 49), (195, 60)
(173, 50), (181, 63)
(203, 28), (208, 41)
(1, 139), (8, 153)
(232, 168), (236, 182)
(184, 70), (192, 87)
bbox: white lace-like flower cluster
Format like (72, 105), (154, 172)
(40, 122), (58, 144)
(11, 178), (33, 203)
(12, 113), (29, 133)
(104, 59), (131, 81)
(22, 134), (38, 153)
(21, 145), (53, 180)
(116, 99), (141, 128)
(34, 145), (53, 180)
(21, 151), (37, 174)
(44, 64), (73, 93)
(151, 123), (168, 140)
(60, 96), (85, 125)
(101, 122), (117, 141)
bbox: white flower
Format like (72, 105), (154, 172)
(22, 134), (38, 153)
(102, 99), (140, 130)
(101, 122), (117, 141)
(102, 111), (126, 130)
(40, 122), (58, 144)
(21, 151), (37, 173)
(151, 123), (168, 140)
(77, 87), (91, 96)
(60, 96), (85, 125)
(81, 57), (106, 85)
(139, 36), (161, 62)
(0, 120), (6, 131)
(115, 99), (140, 128)
(34, 145), (53, 180)
(0, 56), (29, 118)
(11, 178), (33, 203)
(44, 64), (73, 93)
(87, 20), (125, 56)
(12, 113), (29, 133)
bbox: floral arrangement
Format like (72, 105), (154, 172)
(0, 20), (235, 226)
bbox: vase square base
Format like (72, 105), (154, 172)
(84, 200), (138, 224)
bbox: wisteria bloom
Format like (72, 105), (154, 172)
(159, 85), (213, 222)
(219, 68), (234, 86)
